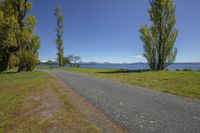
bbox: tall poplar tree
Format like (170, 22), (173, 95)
(0, 4), (18, 72)
(14, 0), (40, 72)
(55, 5), (64, 67)
(139, 0), (178, 70)
(0, 0), (40, 72)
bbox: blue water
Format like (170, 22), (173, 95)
(79, 63), (200, 70)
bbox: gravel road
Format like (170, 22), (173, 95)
(47, 70), (200, 133)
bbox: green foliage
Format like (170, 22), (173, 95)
(18, 48), (39, 71)
(183, 68), (192, 71)
(0, 0), (40, 72)
(47, 60), (53, 66)
(0, 3), (18, 72)
(15, 0), (40, 72)
(18, 32), (40, 71)
(73, 56), (81, 67)
(67, 55), (75, 66)
(55, 5), (64, 67)
(63, 56), (70, 66)
(8, 54), (19, 69)
(139, 0), (178, 70)
(66, 55), (81, 67)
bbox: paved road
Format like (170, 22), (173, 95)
(47, 70), (200, 133)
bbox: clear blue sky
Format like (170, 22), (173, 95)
(31, 0), (200, 63)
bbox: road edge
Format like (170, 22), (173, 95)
(40, 69), (127, 133)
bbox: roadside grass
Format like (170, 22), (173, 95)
(54, 67), (200, 99)
(0, 71), (100, 133)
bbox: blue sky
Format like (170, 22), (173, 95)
(31, 0), (200, 63)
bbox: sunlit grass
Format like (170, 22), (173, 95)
(0, 71), (100, 132)
(56, 67), (200, 99)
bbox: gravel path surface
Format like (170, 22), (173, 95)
(48, 70), (200, 133)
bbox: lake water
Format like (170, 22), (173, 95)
(79, 63), (200, 70)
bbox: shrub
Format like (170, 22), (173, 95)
(183, 68), (192, 71)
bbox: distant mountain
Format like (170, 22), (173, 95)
(79, 62), (98, 65)
(79, 62), (148, 65)
(103, 62), (111, 64)
(130, 62), (146, 64)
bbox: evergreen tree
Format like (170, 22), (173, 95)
(139, 0), (178, 70)
(55, 5), (64, 67)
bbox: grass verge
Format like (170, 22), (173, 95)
(0, 71), (100, 133)
(53, 67), (200, 99)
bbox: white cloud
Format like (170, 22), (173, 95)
(133, 55), (145, 59)
(41, 60), (47, 63)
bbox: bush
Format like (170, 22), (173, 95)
(183, 68), (192, 71)
(18, 50), (38, 71)
(75, 64), (80, 68)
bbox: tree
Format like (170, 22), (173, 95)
(8, 54), (19, 69)
(66, 55), (81, 67)
(17, 33), (40, 71)
(55, 5), (64, 67)
(63, 56), (70, 66)
(47, 60), (53, 67)
(13, 0), (40, 72)
(139, 0), (178, 70)
(0, 0), (40, 72)
(67, 55), (74, 67)
(0, 1), (18, 72)
(73, 56), (81, 67)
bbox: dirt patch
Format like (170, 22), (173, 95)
(20, 76), (100, 133)
(25, 84), (62, 119)
(18, 70), (126, 133)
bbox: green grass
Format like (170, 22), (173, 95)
(0, 71), (99, 133)
(55, 67), (200, 99)
(0, 71), (49, 132)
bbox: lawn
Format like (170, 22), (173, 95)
(0, 71), (99, 133)
(55, 67), (200, 99)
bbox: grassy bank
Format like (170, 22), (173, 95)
(0, 71), (99, 132)
(54, 67), (200, 99)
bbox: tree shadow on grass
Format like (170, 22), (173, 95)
(96, 69), (150, 74)
(1, 71), (18, 75)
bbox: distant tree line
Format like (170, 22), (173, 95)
(0, 0), (40, 72)
(47, 55), (81, 67)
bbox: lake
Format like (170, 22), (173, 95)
(79, 63), (200, 70)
